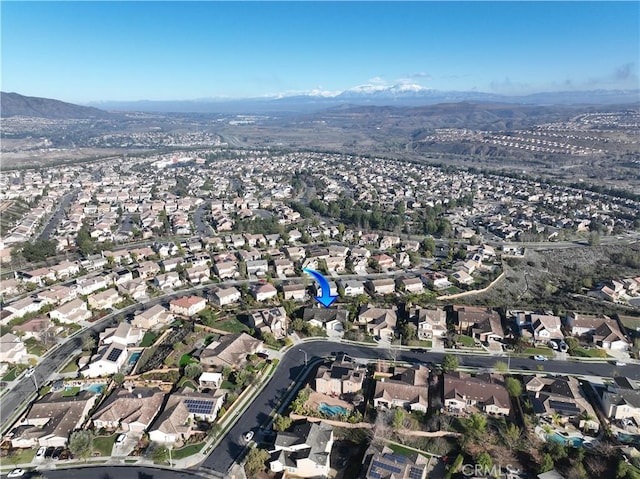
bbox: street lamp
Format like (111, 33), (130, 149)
(168, 445), (172, 466)
(298, 349), (308, 367)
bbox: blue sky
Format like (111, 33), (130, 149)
(1, 1), (638, 103)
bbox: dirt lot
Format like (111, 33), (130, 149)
(447, 243), (640, 316)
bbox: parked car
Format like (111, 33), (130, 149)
(533, 355), (548, 361)
(52, 446), (65, 460)
(7, 469), (25, 478)
(116, 433), (127, 445)
(44, 446), (55, 458)
(24, 368), (35, 378)
(615, 361), (627, 366)
(243, 431), (254, 442)
(36, 446), (47, 458)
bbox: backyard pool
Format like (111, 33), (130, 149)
(318, 403), (349, 417)
(129, 352), (141, 365)
(84, 383), (105, 394)
(546, 433), (584, 447)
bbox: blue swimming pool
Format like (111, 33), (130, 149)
(318, 403), (349, 416)
(84, 384), (105, 394)
(546, 433), (584, 447)
(129, 352), (141, 365)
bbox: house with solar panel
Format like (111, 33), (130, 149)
(148, 389), (227, 444)
(268, 420), (334, 478)
(81, 341), (128, 378)
(362, 445), (427, 479)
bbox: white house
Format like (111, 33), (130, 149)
(0, 333), (27, 364)
(82, 341), (128, 378)
(49, 298), (92, 324)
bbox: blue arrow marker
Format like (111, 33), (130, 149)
(303, 268), (338, 308)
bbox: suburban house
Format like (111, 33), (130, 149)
(274, 259), (296, 277)
(269, 420), (334, 478)
(37, 285), (77, 305)
(92, 387), (165, 432)
(281, 283), (307, 301)
(251, 307), (288, 339)
(184, 264), (211, 284)
(564, 313), (630, 350)
(325, 256), (346, 274)
(451, 270), (474, 285)
(363, 446), (428, 479)
(169, 296), (207, 317)
(246, 259), (269, 276)
(373, 365), (430, 413)
(398, 277), (424, 293)
(117, 277), (148, 300)
(443, 372), (511, 415)
(315, 354), (365, 396)
(530, 314), (564, 344)
(339, 279), (366, 297)
(252, 283), (278, 302)
(451, 305), (501, 336)
(82, 341), (128, 378)
(49, 298), (92, 324)
(149, 388), (227, 444)
(411, 307), (447, 340)
(131, 304), (173, 330)
(367, 278), (396, 295)
(4, 296), (50, 319)
(524, 375), (599, 431)
(18, 267), (57, 286)
(100, 322), (144, 346)
(471, 314), (505, 343)
(0, 333), (27, 364)
(137, 261), (161, 279)
(596, 377), (640, 421)
(87, 288), (121, 311)
(153, 271), (182, 290)
(422, 272), (451, 290)
(10, 391), (98, 448)
(199, 332), (263, 370)
(12, 317), (51, 341)
(370, 254), (395, 270)
(303, 307), (348, 336)
(75, 275), (109, 295)
(357, 306), (398, 340)
(209, 286), (242, 307)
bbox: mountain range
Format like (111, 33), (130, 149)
(1, 86), (638, 118)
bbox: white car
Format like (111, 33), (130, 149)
(36, 446), (47, 458)
(533, 355), (548, 361)
(615, 361), (627, 366)
(7, 469), (25, 478)
(243, 431), (254, 442)
(24, 368), (35, 378)
(116, 433), (127, 445)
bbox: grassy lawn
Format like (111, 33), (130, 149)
(445, 286), (462, 294)
(140, 332), (159, 347)
(407, 339), (433, 348)
(457, 335), (476, 347)
(178, 378), (197, 390)
(619, 315), (640, 332)
(6, 447), (36, 465)
(24, 338), (47, 356)
(573, 347), (609, 358)
(524, 347), (554, 357)
(221, 380), (235, 390)
(60, 357), (79, 373)
(2, 367), (22, 382)
(92, 434), (117, 457)
(62, 386), (80, 397)
(171, 442), (204, 460)
(212, 317), (249, 334)
(179, 353), (197, 367)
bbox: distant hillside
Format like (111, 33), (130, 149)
(1, 92), (112, 119)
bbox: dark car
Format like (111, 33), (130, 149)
(44, 446), (55, 458)
(59, 450), (72, 460)
(52, 447), (64, 460)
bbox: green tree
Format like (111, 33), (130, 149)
(152, 445), (169, 463)
(505, 377), (522, 397)
(441, 354), (459, 373)
(392, 409), (405, 430)
(501, 423), (522, 450)
(539, 453), (554, 474)
(493, 361), (508, 374)
(422, 237), (436, 257)
(69, 429), (94, 460)
(476, 452), (492, 472)
(184, 362), (203, 380)
(272, 414), (293, 432)
(466, 413), (487, 435)
(113, 372), (125, 386)
(244, 447), (270, 476)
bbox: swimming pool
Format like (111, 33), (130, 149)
(129, 352), (141, 365)
(318, 403), (349, 416)
(546, 433), (584, 447)
(84, 384), (105, 394)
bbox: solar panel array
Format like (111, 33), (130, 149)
(372, 459), (402, 474)
(184, 399), (215, 415)
(549, 400), (580, 415)
(409, 466), (424, 479)
(106, 348), (123, 362)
